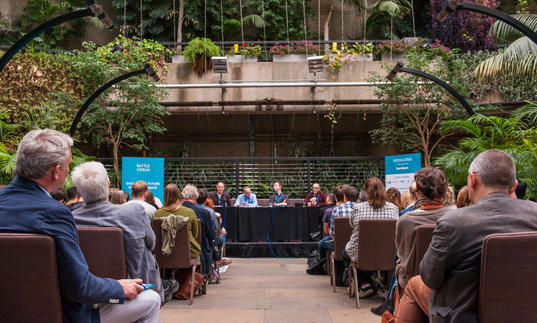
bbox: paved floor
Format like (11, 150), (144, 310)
(159, 258), (383, 323)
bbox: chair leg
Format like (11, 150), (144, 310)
(331, 257), (337, 292)
(189, 265), (196, 305)
(353, 266), (360, 309)
(348, 264), (353, 298)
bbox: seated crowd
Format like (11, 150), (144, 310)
(2, 128), (536, 323)
(306, 148), (536, 323)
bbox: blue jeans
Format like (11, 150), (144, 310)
(318, 235), (334, 260)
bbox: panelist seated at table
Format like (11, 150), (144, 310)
(234, 186), (258, 207)
(209, 181), (232, 207)
(304, 183), (326, 206)
(269, 181), (289, 207)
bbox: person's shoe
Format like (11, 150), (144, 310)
(358, 284), (375, 298)
(215, 258), (232, 267)
(371, 302), (391, 316)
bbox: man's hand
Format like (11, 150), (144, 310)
(118, 279), (144, 300)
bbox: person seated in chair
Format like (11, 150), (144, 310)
(269, 181), (288, 207)
(234, 186), (258, 207)
(0, 129), (160, 323)
(304, 183), (326, 206)
(72, 161), (164, 303)
(209, 181), (232, 207)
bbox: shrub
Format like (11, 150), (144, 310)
(183, 37), (223, 76)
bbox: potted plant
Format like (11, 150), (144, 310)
(375, 39), (411, 61)
(270, 41), (318, 62)
(172, 49), (189, 63)
(183, 37), (222, 76)
(240, 45), (262, 62)
(350, 42), (374, 61)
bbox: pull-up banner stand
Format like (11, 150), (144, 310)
(385, 153), (421, 192)
(121, 157), (164, 202)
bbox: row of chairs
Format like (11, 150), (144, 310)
(0, 218), (203, 322)
(325, 217), (537, 322)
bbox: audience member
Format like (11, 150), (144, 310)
(395, 167), (450, 291)
(72, 162), (164, 302)
(413, 149), (537, 322)
(343, 178), (398, 297)
(126, 180), (156, 220)
(269, 181), (289, 207)
(51, 188), (68, 204)
(154, 184), (201, 259)
(399, 183), (418, 216)
(330, 185), (358, 238)
(145, 191), (159, 209)
(304, 183), (326, 206)
(456, 186), (472, 208)
(325, 193), (336, 208)
(65, 186), (84, 211)
(319, 186), (345, 258)
(209, 181), (232, 207)
(442, 186), (456, 208)
(110, 190), (127, 204)
(197, 189), (230, 267)
(358, 190), (367, 202)
(182, 184), (217, 277)
(234, 186), (258, 207)
(386, 187), (403, 212)
(0, 129), (159, 322)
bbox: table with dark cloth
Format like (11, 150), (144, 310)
(214, 206), (323, 242)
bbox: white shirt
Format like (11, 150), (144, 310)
(126, 200), (156, 220)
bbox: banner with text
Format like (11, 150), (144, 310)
(122, 157), (164, 203)
(385, 153), (421, 192)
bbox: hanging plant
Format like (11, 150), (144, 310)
(183, 37), (223, 76)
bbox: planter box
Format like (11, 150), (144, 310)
(349, 53), (373, 62)
(172, 55), (190, 63)
(381, 53), (406, 62)
(273, 54), (310, 62)
(226, 55), (259, 63)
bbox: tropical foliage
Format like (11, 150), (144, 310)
(435, 101), (537, 200)
(183, 37), (222, 75)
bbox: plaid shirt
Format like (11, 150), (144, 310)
(345, 201), (399, 263)
(330, 201), (356, 237)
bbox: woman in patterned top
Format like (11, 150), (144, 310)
(343, 177), (399, 297)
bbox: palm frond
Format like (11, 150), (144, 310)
(0, 150), (16, 176)
(475, 37), (537, 77)
(242, 14), (265, 28)
(490, 14), (537, 44)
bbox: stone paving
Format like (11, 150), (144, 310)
(160, 258), (383, 323)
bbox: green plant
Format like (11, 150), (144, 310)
(240, 45), (262, 58)
(366, 0), (412, 38)
(183, 37), (222, 76)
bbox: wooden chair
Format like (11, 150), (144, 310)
(77, 227), (126, 279)
(479, 231), (537, 322)
(152, 218), (201, 305)
(413, 224), (435, 276)
(349, 218), (397, 308)
(330, 217), (353, 292)
(0, 233), (62, 322)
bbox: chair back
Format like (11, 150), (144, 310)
(0, 233), (62, 323)
(414, 224), (435, 274)
(77, 227), (126, 279)
(152, 218), (192, 268)
(356, 218), (397, 271)
(333, 217), (353, 261)
(479, 231), (537, 322)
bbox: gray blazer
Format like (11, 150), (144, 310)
(420, 192), (537, 323)
(73, 200), (159, 286)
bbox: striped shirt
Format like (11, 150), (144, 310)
(345, 201), (399, 263)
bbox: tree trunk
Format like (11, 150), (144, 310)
(323, 0), (334, 54)
(177, 0), (184, 53)
(113, 141), (119, 174)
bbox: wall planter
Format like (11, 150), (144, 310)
(381, 53), (406, 62)
(227, 55), (245, 63)
(244, 57), (258, 63)
(349, 53), (373, 61)
(172, 55), (190, 63)
(273, 54), (310, 62)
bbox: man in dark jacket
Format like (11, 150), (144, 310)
(0, 129), (160, 323)
(419, 149), (537, 323)
(208, 181), (232, 206)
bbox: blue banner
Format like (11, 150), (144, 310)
(121, 157), (164, 203)
(385, 153), (421, 192)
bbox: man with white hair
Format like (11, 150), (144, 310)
(417, 149), (537, 322)
(182, 184), (217, 276)
(0, 129), (160, 323)
(72, 161), (163, 302)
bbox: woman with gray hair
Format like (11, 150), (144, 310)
(72, 161), (164, 303)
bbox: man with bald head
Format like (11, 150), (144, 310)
(304, 183), (326, 206)
(417, 149), (537, 322)
(234, 186), (258, 207)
